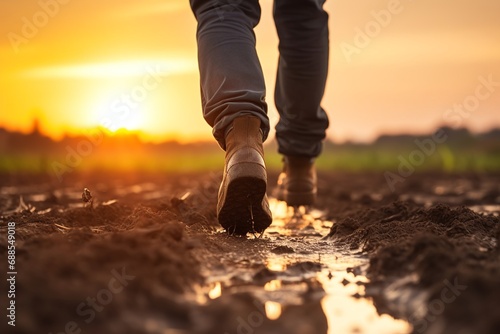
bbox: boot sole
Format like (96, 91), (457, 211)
(218, 163), (272, 235)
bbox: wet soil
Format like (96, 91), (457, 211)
(0, 171), (499, 334)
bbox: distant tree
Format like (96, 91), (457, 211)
(31, 118), (41, 136)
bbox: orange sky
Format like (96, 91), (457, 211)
(0, 0), (499, 143)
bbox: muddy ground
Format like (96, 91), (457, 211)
(0, 171), (499, 334)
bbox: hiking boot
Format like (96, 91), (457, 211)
(273, 156), (317, 206)
(217, 116), (272, 235)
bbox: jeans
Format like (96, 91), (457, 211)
(190, 0), (329, 157)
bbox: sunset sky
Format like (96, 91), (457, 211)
(1, 0), (499, 143)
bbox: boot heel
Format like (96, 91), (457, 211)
(284, 191), (316, 206)
(228, 162), (267, 183)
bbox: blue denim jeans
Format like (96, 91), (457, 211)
(190, 0), (329, 157)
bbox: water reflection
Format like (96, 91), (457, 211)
(264, 279), (282, 291)
(266, 198), (413, 334)
(265, 301), (282, 320)
(199, 198), (412, 333)
(208, 282), (222, 299)
(266, 258), (287, 271)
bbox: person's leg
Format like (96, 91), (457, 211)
(190, 0), (272, 234)
(272, 0), (329, 206)
(273, 0), (329, 158)
(190, 0), (270, 150)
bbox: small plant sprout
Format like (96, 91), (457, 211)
(82, 188), (94, 209)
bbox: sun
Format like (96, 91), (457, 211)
(92, 98), (147, 133)
(99, 110), (144, 133)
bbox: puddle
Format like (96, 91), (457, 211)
(199, 198), (413, 334)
